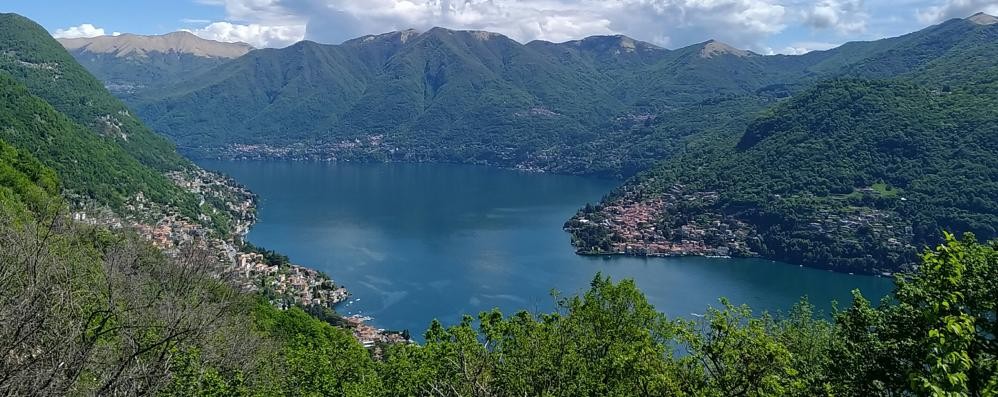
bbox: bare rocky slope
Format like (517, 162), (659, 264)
(58, 32), (253, 94)
(58, 31), (252, 58)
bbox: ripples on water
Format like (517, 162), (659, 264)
(200, 160), (894, 334)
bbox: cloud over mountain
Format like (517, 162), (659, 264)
(197, 0), (790, 49)
(52, 23), (118, 39)
(803, 0), (869, 34)
(917, 0), (998, 23)
(183, 21), (304, 48)
(189, 0), (998, 51)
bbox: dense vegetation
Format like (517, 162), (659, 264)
(0, 73), (195, 210)
(0, 139), (59, 220)
(67, 49), (237, 96)
(0, 13), (237, 231)
(2, 148), (995, 395)
(569, 16), (998, 274)
(4, 180), (996, 396)
(0, 13), (188, 171)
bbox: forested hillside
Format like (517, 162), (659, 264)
(112, 27), (824, 177)
(2, 148), (996, 395)
(0, 14), (189, 170)
(0, 13), (245, 232)
(568, 16), (998, 274)
(66, 14), (994, 180)
(2, 11), (997, 395)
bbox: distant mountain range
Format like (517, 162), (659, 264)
(61, 26), (814, 176)
(59, 15), (995, 178)
(60, 13), (998, 273)
(58, 31), (252, 95)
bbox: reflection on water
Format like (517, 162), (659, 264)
(200, 160), (894, 334)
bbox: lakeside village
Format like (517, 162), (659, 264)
(71, 168), (408, 347)
(567, 184), (757, 258)
(567, 183), (914, 275)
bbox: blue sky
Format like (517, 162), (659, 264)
(3, 0), (997, 53)
(3, 1), (226, 35)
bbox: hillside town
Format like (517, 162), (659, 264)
(234, 251), (349, 308)
(566, 184), (757, 258)
(567, 182), (917, 275)
(72, 167), (406, 345)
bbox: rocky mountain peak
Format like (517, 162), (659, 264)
(967, 12), (998, 25)
(699, 40), (752, 58)
(58, 31), (253, 59)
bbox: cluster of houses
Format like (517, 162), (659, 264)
(167, 169), (255, 220)
(234, 252), (349, 308)
(129, 213), (202, 250)
(577, 185), (756, 258)
(78, 168), (413, 347)
(344, 315), (411, 349)
(805, 206), (914, 253)
(224, 135), (390, 161)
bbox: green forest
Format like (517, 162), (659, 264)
(573, 77), (998, 275)
(0, 13), (238, 233)
(1, 9), (997, 396)
(2, 172), (996, 395)
(568, 16), (998, 274)
(1, 140), (995, 395)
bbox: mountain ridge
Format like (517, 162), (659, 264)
(57, 30), (255, 94)
(87, 12), (992, 180)
(58, 31), (253, 58)
(59, 12), (998, 273)
(567, 15), (998, 274)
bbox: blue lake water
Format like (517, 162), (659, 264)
(200, 160), (894, 334)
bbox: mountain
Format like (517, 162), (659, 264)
(102, 18), (988, 176)
(59, 31), (252, 58)
(58, 31), (252, 93)
(129, 27), (657, 175)
(65, 15), (998, 179)
(57, 13), (998, 271)
(568, 14), (998, 274)
(0, 13), (248, 233)
(117, 28), (813, 177)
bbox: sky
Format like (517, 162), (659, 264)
(3, 0), (997, 54)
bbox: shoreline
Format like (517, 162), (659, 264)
(573, 250), (895, 278)
(226, 173), (411, 346)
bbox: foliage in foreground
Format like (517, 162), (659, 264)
(371, 234), (996, 397)
(11, 224), (993, 395)
(1, 150), (995, 396)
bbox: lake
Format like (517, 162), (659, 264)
(201, 160), (893, 334)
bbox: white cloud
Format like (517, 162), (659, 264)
(198, 0), (791, 50)
(803, 0), (869, 34)
(52, 23), (109, 39)
(184, 22), (305, 48)
(916, 0), (998, 23)
(771, 41), (842, 55)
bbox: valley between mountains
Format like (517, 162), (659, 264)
(1, 6), (997, 395)
(63, 12), (998, 275)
